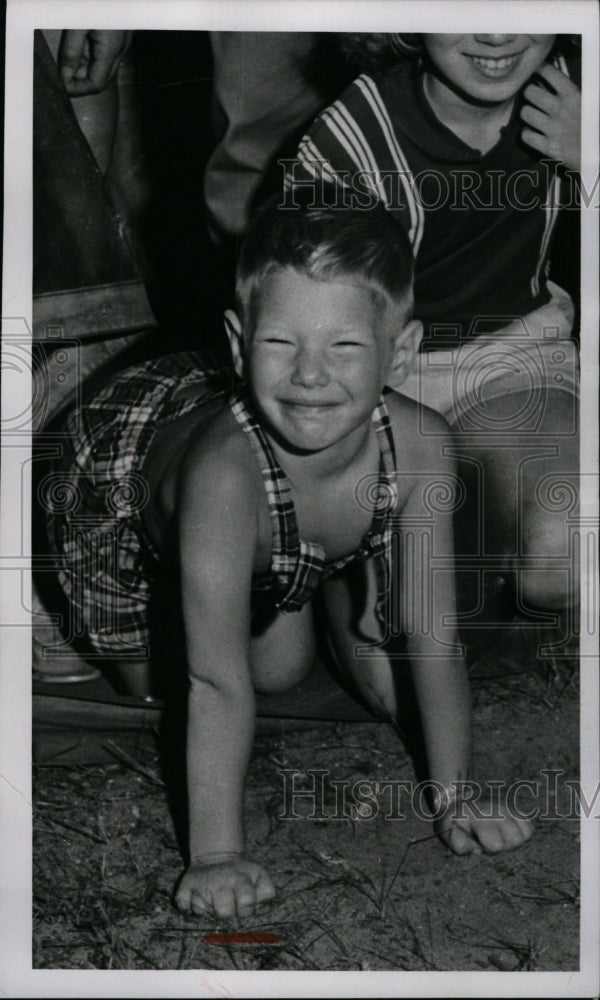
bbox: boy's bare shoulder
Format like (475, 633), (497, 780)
(384, 390), (454, 468)
(176, 405), (270, 589)
(178, 405), (262, 511)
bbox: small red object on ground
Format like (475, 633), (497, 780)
(204, 931), (282, 946)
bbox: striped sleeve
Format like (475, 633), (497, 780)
(284, 75), (424, 256)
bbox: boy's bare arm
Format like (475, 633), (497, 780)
(393, 403), (533, 853)
(174, 439), (275, 917)
(397, 415), (471, 785)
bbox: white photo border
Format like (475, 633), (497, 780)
(2, 1), (598, 996)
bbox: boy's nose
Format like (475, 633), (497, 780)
(290, 347), (330, 387)
(473, 34), (519, 48)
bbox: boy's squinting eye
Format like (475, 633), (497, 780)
(332, 339), (366, 348)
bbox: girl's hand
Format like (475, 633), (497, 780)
(436, 797), (534, 856)
(520, 63), (581, 171)
(175, 854), (276, 920)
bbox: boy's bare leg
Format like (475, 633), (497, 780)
(111, 604), (315, 700)
(320, 562), (400, 720)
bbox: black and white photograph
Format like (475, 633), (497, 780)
(1, 0), (599, 995)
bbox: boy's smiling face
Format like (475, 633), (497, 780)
(235, 267), (407, 455)
(424, 34), (556, 105)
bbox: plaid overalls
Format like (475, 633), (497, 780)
(44, 353), (399, 659)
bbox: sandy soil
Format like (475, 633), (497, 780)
(32, 658), (580, 974)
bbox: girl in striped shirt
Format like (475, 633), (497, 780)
(287, 34), (581, 654)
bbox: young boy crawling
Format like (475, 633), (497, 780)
(46, 201), (532, 920)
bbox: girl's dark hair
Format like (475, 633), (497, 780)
(339, 33), (581, 76)
(236, 193), (414, 336)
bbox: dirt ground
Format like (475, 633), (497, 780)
(32, 652), (581, 975)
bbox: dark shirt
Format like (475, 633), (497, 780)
(289, 53), (578, 348)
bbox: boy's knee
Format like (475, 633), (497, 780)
(250, 604), (316, 694)
(354, 663), (399, 722)
(251, 647), (314, 695)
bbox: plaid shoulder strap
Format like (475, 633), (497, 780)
(228, 388), (325, 606)
(228, 389), (398, 616)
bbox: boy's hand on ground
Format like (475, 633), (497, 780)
(175, 856), (276, 920)
(521, 64), (581, 171)
(437, 805), (534, 856)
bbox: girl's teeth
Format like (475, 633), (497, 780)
(472, 56), (516, 70)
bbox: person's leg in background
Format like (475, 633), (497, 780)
(126, 32), (349, 353)
(452, 384), (579, 672)
(204, 32), (346, 247)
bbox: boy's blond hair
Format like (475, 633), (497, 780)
(235, 194), (414, 337)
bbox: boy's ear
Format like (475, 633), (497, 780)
(389, 318), (423, 387)
(224, 310), (245, 378)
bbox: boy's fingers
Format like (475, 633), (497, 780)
(189, 889), (212, 916)
(475, 823), (506, 854)
(176, 874), (206, 913)
(444, 825), (481, 856)
(236, 892), (261, 919)
(233, 875), (260, 918)
(253, 869), (277, 903)
(212, 888), (236, 920)
(175, 888), (191, 913)
(473, 816), (534, 853)
(502, 816), (534, 848)
(519, 817), (534, 838)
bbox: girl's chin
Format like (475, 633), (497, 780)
(434, 63), (528, 106)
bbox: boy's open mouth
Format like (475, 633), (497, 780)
(283, 400), (339, 411)
(466, 52), (524, 78)
(282, 397), (340, 407)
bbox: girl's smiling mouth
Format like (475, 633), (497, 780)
(466, 51), (526, 78)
